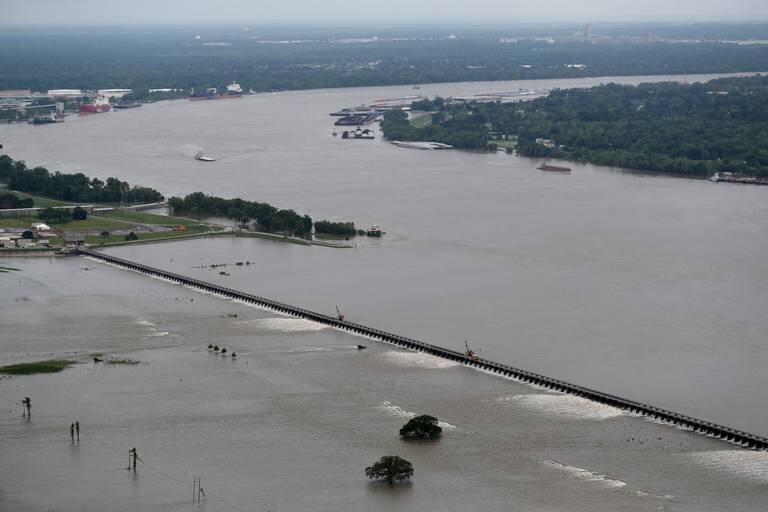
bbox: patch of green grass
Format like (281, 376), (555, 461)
(85, 224), (220, 246)
(0, 359), (77, 375)
(0, 215), (127, 231)
(7, 191), (75, 208)
(100, 209), (204, 226)
(0, 216), (40, 229)
(410, 113), (433, 128)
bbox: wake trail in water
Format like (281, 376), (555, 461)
(379, 400), (460, 430)
(498, 394), (624, 420)
(377, 350), (459, 369)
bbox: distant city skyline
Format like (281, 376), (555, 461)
(2, 0), (768, 25)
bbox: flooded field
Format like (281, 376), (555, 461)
(2, 258), (767, 511)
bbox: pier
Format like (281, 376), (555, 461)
(79, 247), (768, 450)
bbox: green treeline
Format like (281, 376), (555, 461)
(0, 155), (164, 203)
(0, 192), (33, 209)
(0, 155), (357, 238)
(3, 26), (768, 93)
(380, 108), (489, 149)
(168, 193), (313, 236)
(314, 220), (356, 236)
(383, 75), (768, 177)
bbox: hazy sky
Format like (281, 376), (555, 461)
(2, 0), (767, 24)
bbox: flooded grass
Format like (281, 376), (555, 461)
(0, 359), (77, 375)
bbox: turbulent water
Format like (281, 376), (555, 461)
(1, 73), (767, 510)
(1, 258), (768, 511)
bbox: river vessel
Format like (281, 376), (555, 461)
(537, 163), (572, 173)
(114, 102), (141, 109)
(190, 83), (243, 100)
(195, 152), (215, 162)
(366, 225), (382, 237)
(341, 128), (375, 140)
(29, 114), (64, 125)
(79, 99), (111, 114)
(709, 172), (768, 185)
(391, 141), (454, 150)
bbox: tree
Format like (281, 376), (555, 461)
(399, 415), (442, 440)
(365, 455), (413, 485)
(124, 231), (138, 241)
(21, 230), (34, 240)
(100, 231), (110, 237)
(72, 206), (87, 220)
(38, 207), (71, 224)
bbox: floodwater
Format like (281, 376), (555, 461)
(1, 257), (768, 511)
(1, 72), (768, 508)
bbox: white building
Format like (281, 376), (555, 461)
(0, 236), (15, 248)
(47, 89), (83, 98)
(31, 223), (51, 231)
(97, 89), (132, 99)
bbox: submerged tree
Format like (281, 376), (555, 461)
(365, 455), (414, 485)
(399, 415), (442, 440)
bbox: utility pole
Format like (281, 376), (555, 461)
(193, 477), (206, 502)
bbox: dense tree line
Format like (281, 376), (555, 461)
(168, 192), (313, 236)
(0, 192), (33, 209)
(2, 26), (768, 93)
(380, 108), (489, 149)
(0, 155), (164, 203)
(314, 220), (356, 236)
(382, 75), (768, 177)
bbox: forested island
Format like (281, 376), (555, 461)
(382, 75), (768, 178)
(2, 24), (768, 94)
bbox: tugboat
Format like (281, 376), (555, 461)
(366, 225), (383, 237)
(464, 340), (480, 361)
(195, 152), (215, 162)
(341, 127), (375, 139)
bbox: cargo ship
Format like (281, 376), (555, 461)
(537, 163), (572, 173)
(79, 98), (112, 114)
(190, 83), (243, 100)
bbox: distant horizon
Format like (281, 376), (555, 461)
(2, 18), (768, 27)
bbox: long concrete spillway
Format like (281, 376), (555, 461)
(79, 248), (768, 450)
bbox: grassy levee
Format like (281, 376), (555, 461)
(99, 210), (205, 226)
(0, 359), (77, 375)
(0, 216), (130, 231)
(85, 225), (222, 246)
(5, 190), (76, 208)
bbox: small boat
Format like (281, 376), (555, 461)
(366, 225), (383, 237)
(537, 163), (572, 173)
(356, 344), (367, 350)
(195, 152), (215, 162)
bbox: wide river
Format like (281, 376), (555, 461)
(1, 72), (767, 441)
